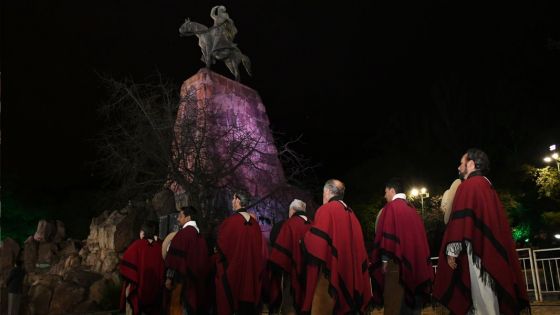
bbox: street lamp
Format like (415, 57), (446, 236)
(543, 144), (560, 172)
(410, 187), (429, 215)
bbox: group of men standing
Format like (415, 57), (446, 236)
(119, 148), (530, 315)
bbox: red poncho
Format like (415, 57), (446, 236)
(433, 175), (529, 315)
(119, 239), (165, 315)
(165, 225), (211, 313)
(269, 212), (312, 311)
(370, 198), (433, 308)
(261, 233), (282, 313)
(215, 210), (265, 315)
(303, 199), (372, 314)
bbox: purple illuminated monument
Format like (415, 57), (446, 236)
(168, 69), (311, 238)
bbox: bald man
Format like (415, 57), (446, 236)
(302, 179), (372, 314)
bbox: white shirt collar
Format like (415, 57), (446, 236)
(183, 220), (199, 233)
(392, 193), (406, 201)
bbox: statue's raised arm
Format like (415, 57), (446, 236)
(210, 5), (237, 43)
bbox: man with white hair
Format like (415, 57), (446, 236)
(269, 199), (312, 314)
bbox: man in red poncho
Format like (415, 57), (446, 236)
(269, 198), (312, 314)
(120, 221), (165, 315)
(215, 191), (265, 315)
(370, 178), (433, 315)
(303, 179), (372, 314)
(164, 206), (210, 315)
(433, 148), (529, 315)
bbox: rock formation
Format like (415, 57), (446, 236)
(0, 203), (153, 315)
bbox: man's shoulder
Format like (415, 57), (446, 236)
(322, 200), (347, 210)
(143, 239), (162, 250)
(286, 215), (310, 230)
(127, 239), (144, 249)
(315, 200), (354, 223)
(382, 199), (419, 220)
(176, 226), (197, 238)
(314, 201), (338, 217)
(393, 198), (416, 210)
(223, 212), (243, 223)
(384, 198), (403, 210)
(464, 175), (488, 185)
(461, 176), (492, 192)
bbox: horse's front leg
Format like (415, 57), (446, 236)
(198, 37), (212, 68)
(199, 47), (209, 68)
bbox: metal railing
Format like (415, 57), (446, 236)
(516, 248), (539, 300)
(430, 247), (560, 302)
(533, 247), (560, 301)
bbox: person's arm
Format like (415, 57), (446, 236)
(165, 268), (178, 289)
(381, 255), (389, 274)
(446, 242), (462, 270)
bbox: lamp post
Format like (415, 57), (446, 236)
(410, 187), (429, 215)
(543, 144), (560, 173)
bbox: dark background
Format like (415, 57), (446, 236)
(2, 0), (559, 239)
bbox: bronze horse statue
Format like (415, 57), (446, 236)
(179, 19), (251, 81)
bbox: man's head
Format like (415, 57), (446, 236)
(288, 199), (306, 217)
(384, 177), (404, 203)
(458, 148), (490, 179)
(177, 206), (197, 226)
(323, 179), (345, 204)
(232, 191), (250, 211)
(140, 221), (157, 240)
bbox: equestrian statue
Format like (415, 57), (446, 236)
(179, 5), (251, 82)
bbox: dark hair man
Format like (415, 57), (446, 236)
(433, 149), (529, 315)
(302, 179), (372, 314)
(165, 206), (211, 314)
(370, 177), (433, 315)
(214, 191), (265, 315)
(269, 199), (312, 314)
(119, 220), (165, 315)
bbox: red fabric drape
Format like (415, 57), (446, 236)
(119, 239), (165, 315)
(302, 200), (372, 314)
(215, 211), (264, 315)
(269, 214), (312, 311)
(433, 176), (529, 315)
(165, 226), (211, 314)
(370, 198), (433, 308)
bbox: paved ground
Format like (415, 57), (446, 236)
(89, 301), (560, 314)
(369, 301), (560, 314)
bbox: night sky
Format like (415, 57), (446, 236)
(2, 1), (559, 227)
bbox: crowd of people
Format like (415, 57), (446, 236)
(119, 148), (530, 315)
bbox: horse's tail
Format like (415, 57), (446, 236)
(241, 53), (252, 76)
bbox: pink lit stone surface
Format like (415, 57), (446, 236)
(171, 69), (288, 223)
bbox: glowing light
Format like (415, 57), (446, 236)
(550, 145), (557, 151)
(552, 153), (559, 160)
(420, 187), (427, 194)
(513, 225), (530, 241)
(410, 188), (419, 197)
(554, 234), (560, 240)
(544, 157), (552, 163)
